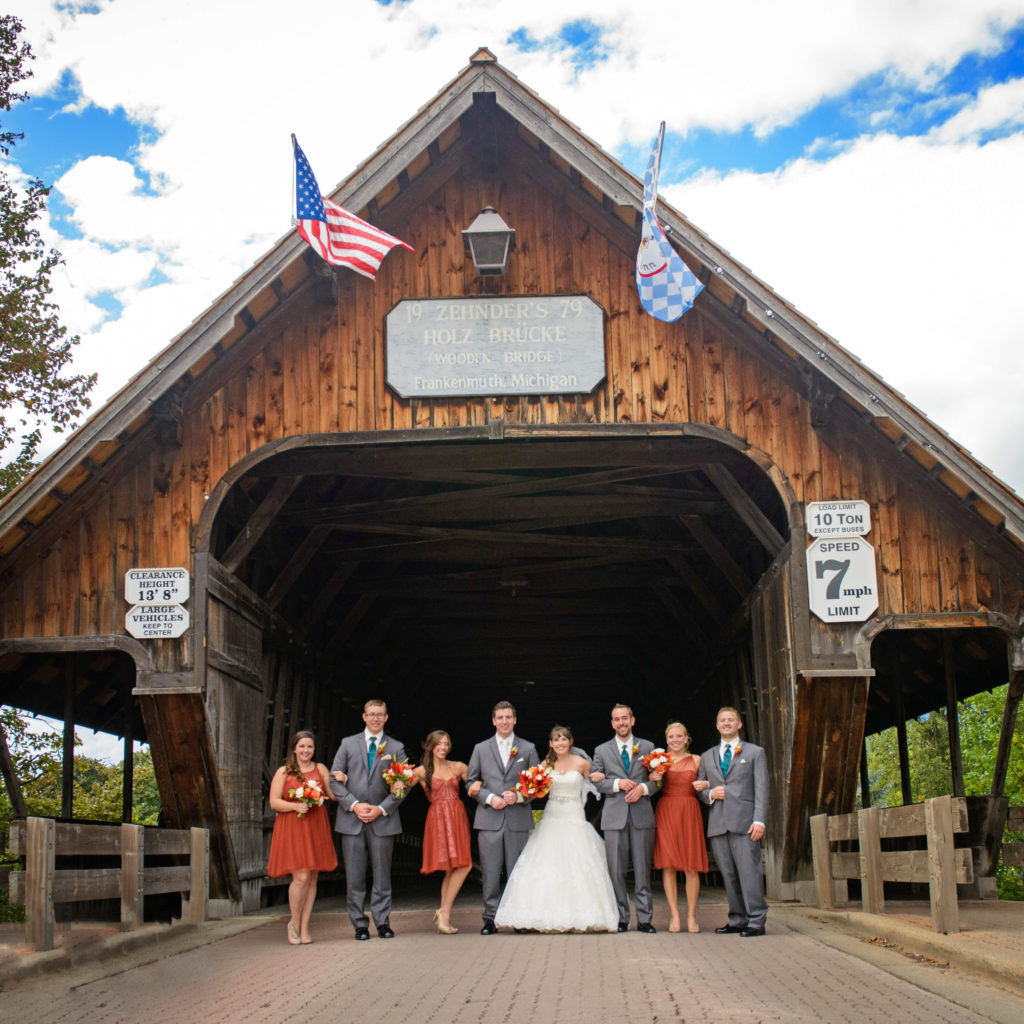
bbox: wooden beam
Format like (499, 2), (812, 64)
(221, 475), (303, 575)
(702, 463), (786, 556)
(61, 657), (75, 819)
(943, 633), (965, 799)
(264, 524), (332, 610)
(991, 669), (1024, 798)
(678, 514), (753, 596)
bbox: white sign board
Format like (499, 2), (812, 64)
(125, 568), (190, 605)
(125, 604), (190, 639)
(385, 295), (606, 397)
(806, 537), (879, 623)
(805, 500), (871, 537)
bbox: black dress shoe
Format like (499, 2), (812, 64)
(354, 927), (370, 941)
(377, 923), (395, 939)
(740, 927), (766, 937)
(637, 922), (656, 933)
(480, 920), (498, 935)
(714, 924), (746, 934)
(617, 922), (629, 932)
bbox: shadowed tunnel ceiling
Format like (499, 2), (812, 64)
(208, 433), (789, 744)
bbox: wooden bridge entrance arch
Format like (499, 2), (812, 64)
(187, 424), (801, 908)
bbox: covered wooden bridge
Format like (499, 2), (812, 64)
(1, 50), (1021, 910)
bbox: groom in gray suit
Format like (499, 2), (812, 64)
(329, 698), (407, 940)
(466, 700), (539, 934)
(592, 704), (657, 932)
(696, 705), (769, 936)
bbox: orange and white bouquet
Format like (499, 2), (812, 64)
(382, 759), (416, 798)
(288, 777), (326, 818)
(515, 764), (554, 800)
(642, 748), (673, 775)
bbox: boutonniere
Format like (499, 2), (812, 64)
(734, 743), (742, 756)
(377, 740), (387, 755)
(510, 746), (518, 758)
(631, 744), (640, 757)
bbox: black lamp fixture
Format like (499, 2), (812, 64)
(462, 206), (516, 276)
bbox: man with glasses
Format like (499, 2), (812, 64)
(329, 699), (407, 939)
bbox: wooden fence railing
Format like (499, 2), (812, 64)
(810, 795), (973, 934)
(8, 817), (209, 951)
(1004, 805), (1024, 869)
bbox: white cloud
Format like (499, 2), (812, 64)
(5, 0), (1024, 494)
(666, 126), (1024, 493)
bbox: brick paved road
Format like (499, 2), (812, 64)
(0, 905), (1013, 1024)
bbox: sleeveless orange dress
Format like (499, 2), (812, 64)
(653, 759), (709, 872)
(421, 775), (471, 873)
(266, 768), (338, 877)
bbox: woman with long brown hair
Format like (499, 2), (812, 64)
(267, 730), (337, 944)
(411, 730), (472, 933)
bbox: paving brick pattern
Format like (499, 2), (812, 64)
(0, 907), (1001, 1024)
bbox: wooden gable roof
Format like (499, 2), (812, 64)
(1, 46), (1022, 558)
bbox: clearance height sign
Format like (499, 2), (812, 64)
(805, 502), (878, 623)
(124, 568), (190, 639)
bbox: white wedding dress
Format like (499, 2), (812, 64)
(494, 770), (619, 932)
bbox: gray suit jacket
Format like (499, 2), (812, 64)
(466, 735), (539, 832)
(592, 736), (657, 830)
(329, 732), (406, 837)
(697, 741), (768, 837)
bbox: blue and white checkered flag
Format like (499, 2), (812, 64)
(636, 123), (703, 322)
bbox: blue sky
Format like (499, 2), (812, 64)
(3, 1), (1024, 759)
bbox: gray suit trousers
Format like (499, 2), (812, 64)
(710, 831), (767, 929)
(479, 826), (530, 922)
(341, 830), (395, 928)
(605, 824), (655, 926)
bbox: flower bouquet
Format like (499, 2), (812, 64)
(288, 777), (326, 818)
(382, 759), (416, 798)
(515, 763), (554, 800)
(641, 748), (673, 775)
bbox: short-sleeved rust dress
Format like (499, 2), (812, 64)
(653, 757), (709, 872)
(266, 768), (338, 877)
(421, 775), (471, 873)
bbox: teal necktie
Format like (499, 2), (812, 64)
(721, 744), (733, 775)
(368, 736), (377, 771)
(621, 744), (630, 771)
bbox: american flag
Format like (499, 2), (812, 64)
(292, 135), (414, 280)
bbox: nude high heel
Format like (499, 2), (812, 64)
(434, 910), (458, 934)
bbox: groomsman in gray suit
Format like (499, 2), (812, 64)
(696, 705), (769, 937)
(592, 704), (658, 932)
(466, 700), (539, 934)
(329, 698), (407, 940)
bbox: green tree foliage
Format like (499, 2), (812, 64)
(0, 15), (94, 495)
(1, 707), (161, 831)
(865, 683), (1024, 899)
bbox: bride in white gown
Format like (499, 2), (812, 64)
(495, 725), (619, 933)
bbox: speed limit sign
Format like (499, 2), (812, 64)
(806, 537), (878, 622)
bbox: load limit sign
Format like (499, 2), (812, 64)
(806, 537), (878, 622)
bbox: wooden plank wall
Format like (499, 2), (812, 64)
(2, 158), (1021, 649)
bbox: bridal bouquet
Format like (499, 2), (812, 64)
(288, 777), (326, 818)
(382, 759), (416, 798)
(515, 764), (554, 800)
(641, 748), (673, 774)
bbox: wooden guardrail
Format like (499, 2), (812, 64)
(810, 795), (972, 934)
(1004, 805), (1024, 868)
(8, 818), (209, 951)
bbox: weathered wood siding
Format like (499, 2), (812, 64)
(2, 153), (1020, 645)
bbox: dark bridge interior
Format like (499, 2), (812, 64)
(209, 433), (788, 754)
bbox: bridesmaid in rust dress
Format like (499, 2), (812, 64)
(267, 730), (338, 944)
(412, 730), (472, 934)
(652, 721), (709, 933)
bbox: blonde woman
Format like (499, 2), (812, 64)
(651, 721), (708, 932)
